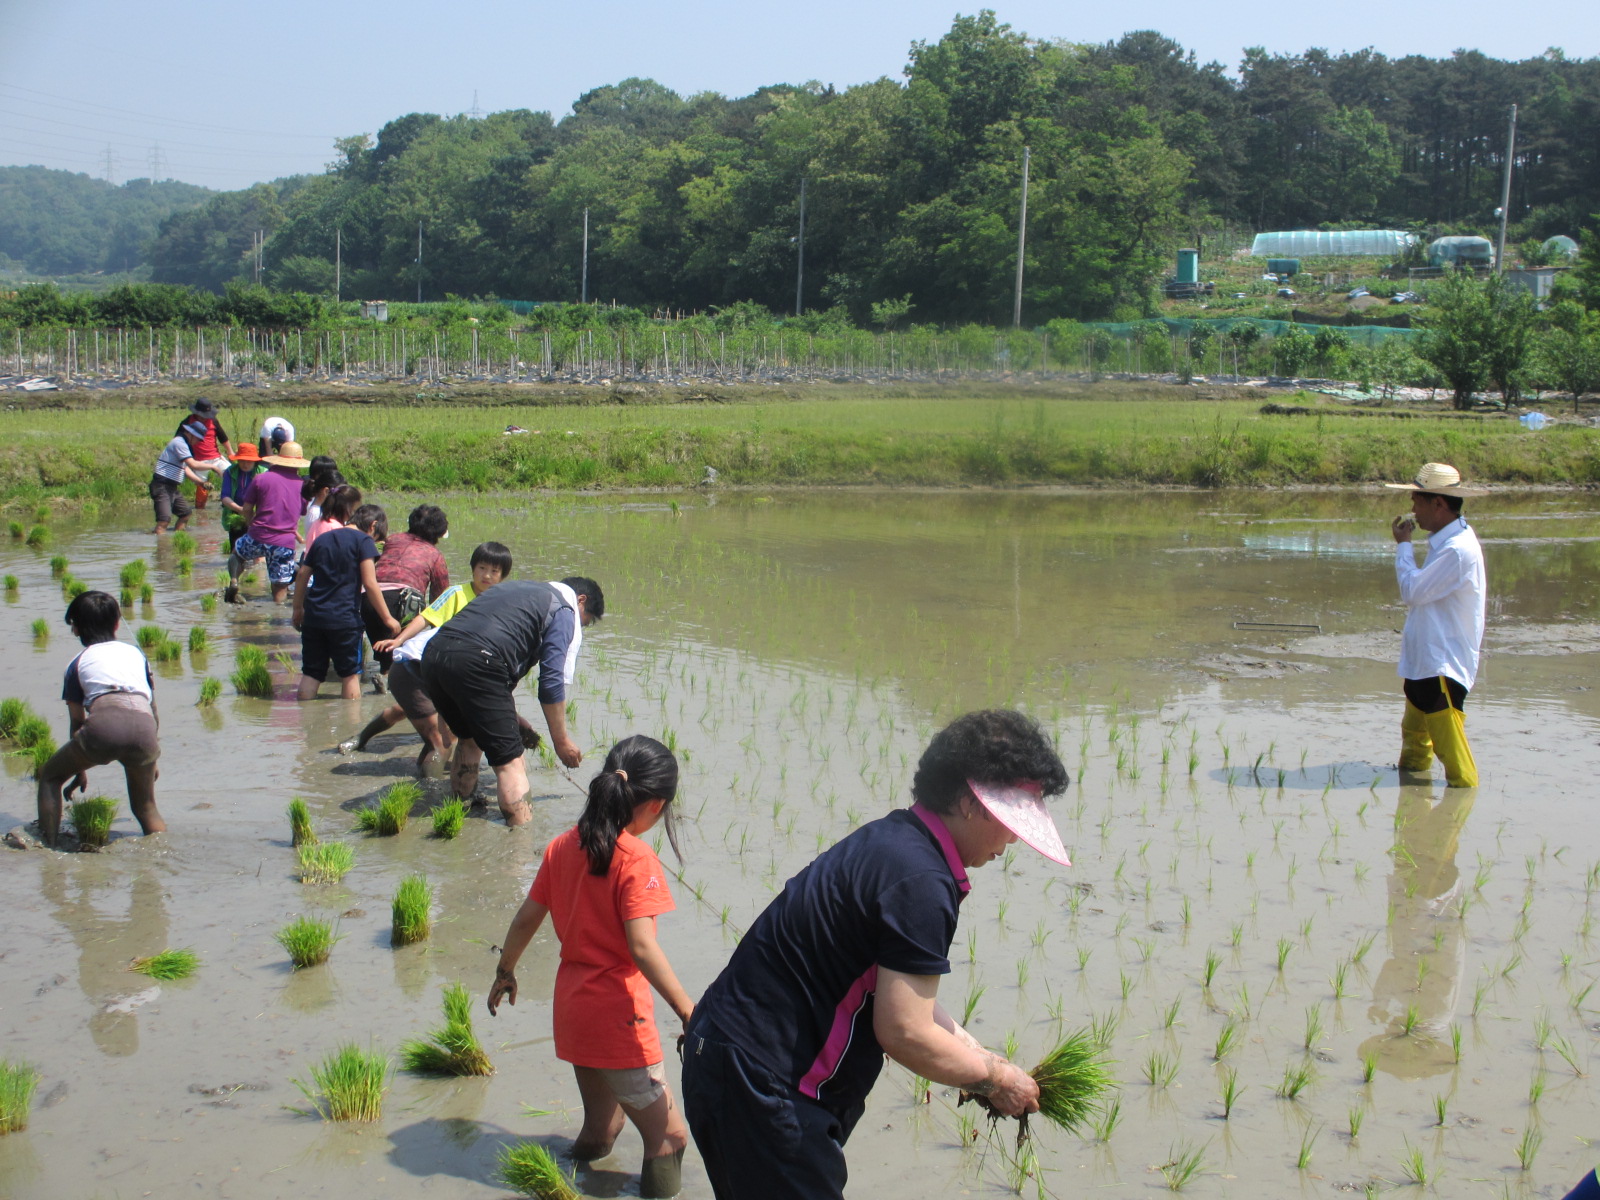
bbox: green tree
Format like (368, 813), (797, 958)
(1416, 272), (1537, 409)
(1534, 323), (1600, 411)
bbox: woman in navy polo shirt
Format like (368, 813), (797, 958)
(682, 709), (1071, 1199)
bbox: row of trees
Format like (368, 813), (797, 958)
(0, 169), (211, 276)
(115, 14), (1598, 323)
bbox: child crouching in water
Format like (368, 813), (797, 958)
(488, 735), (692, 1199)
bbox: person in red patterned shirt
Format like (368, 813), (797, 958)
(363, 504), (451, 681)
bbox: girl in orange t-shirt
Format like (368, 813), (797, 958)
(489, 735), (693, 1200)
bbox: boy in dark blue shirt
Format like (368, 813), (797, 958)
(682, 709), (1071, 1200)
(290, 486), (399, 699)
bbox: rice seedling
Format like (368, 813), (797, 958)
(1352, 930), (1377, 964)
(1275, 937), (1293, 971)
(152, 639), (182, 663)
(30, 618), (46, 640)
(962, 980), (986, 1026)
(197, 677), (222, 706)
(1090, 1096), (1121, 1142)
(400, 982), (493, 1076)
(292, 1043), (389, 1122)
(29, 739), (54, 774)
(1213, 1018), (1239, 1061)
(1276, 1060), (1315, 1100)
(1347, 1105), (1364, 1140)
(175, 557), (193, 576)
(1450, 1025), (1462, 1062)
(288, 797), (316, 846)
(0, 1060), (41, 1133)
(1432, 1091), (1449, 1125)
(139, 581), (154, 603)
(1529, 1071), (1546, 1106)
(25, 525), (48, 548)
(48, 554), (67, 576)
(129, 948), (200, 980)
(120, 586), (135, 608)
(1361, 1051), (1378, 1083)
(1296, 1124), (1320, 1169)
(1549, 1031), (1584, 1076)
(1219, 1067), (1242, 1119)
(136, 624), (165, 650)
(391, 874), (433, 946)
(1515, 1125), (1542, 1170)
(1532, 1012), (1552, 1050)
(1163, 995), (1182, 1029)
(171, 531), (197, 556)
(275, 916), (339, 968)
(297, 841), (355, 884)
(119, 560), (147, 588)
(187, 626), (207, 653)
(2, 574), (17, 591)
(965, 1028), (1114, 1143)
(5, 521), (20, 539)
(14, 714), (54, 749)
(497, 1140), (579, 1200)
(1399, 1004), (1422, 1036)
(0, 697), (29, 738)
(199, 592), (216, 613)
(1397, 1139), (1433, 1186)
(1144, 1050), (1179, 1088)
(1160, 1141), (1207, 1191)
(1303, 1003), (1325, 1051)
(356, 781), (418, 835)
(231, 644), (272, 697)
(70, 796), (117, 847)
(1202, 949), (1220, 988)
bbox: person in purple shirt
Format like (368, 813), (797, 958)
(227, 440), (310, 604)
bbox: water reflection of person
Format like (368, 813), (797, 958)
(41, 864), (171, 1058)
(1360, 784), (1474, 1080)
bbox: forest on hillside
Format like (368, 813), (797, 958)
(0, 168), (212, 276)
(7, 14), (1599, 323)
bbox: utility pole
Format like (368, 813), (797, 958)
(1013, 146), (1031, 328)
(335, 227), (341, 302)
(795, 177), (807, 317)
(581, 208), (589, 304)
(1495, 104), (1518, 274)
(416, 221), (423, 303)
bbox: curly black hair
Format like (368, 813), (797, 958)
(911, 709), (1068, 814)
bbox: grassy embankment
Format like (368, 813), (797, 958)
(1, 381), (1595, 508)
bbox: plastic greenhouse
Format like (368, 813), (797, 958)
(1249, 230), (1418, 258)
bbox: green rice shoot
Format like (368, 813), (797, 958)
(153, 639), (183, 663)
(1030, 1029), (1116, 1134)
(0, 1059), (41, 1134)
(29, 739), (55, 774)
(120, 586), (135, 608)
(119, 560), (147, 588)
(13, 713), (51, 748)
(430, 797), (466, 839)
(391, 874), (433, 946)
(401, 981), (494, 1076)
(275, 916), (339, 968)
(297, 841), (355, 884)
(292, 1043), (389, 1122)
(288, 797), (317, 847)
(64, 579), (88, 601)
(187, 626), (207, 653)
(138, 581), (154, 603)
(70, 796), (117, 847)
(231, 643), (273, 698)
(130, 948), (200, 980)
(136, 624), (165, 650)
(175, 556), (193, 576)
(171, 531), (197, 556)
(497, 1139), (579, 1200)
(30, 618), (47, 640)
(197, 677), (222, 706)
(356, 781), (419, 836)
(25, 525), (48, 548)
(0, 697), (30, 739)
(6, 521), (21, 539)
(3, 574), (17, 591)
(199, 592), (217, 612)
(48, 554), (67, 576)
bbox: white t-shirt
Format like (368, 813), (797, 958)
(62, 641), (154, 709)
(260, 416), (295, 444)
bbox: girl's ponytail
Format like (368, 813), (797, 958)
(577, 734), (681, 875)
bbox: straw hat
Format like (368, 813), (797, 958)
(1384, 462), (1486, 499)
(264, 440), (311, 469)
(230, 443), (263, 464)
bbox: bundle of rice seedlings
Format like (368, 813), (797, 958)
(199, 593), (217, 613)
(401, 982), (494, 1076)
(197, 678), (222, 706)
(6, 521), (21, 539)
(3, 574), (18, 591)
(48, 555), (67, 576)
(288, 797), (317, 847)
(29, 739), (56, 776)
(30, 618), (47, 640)
(276, 916), (339, 968)
(171, 531), (197, 556)
(130, 948), (200, 980)
(0, 697), (29, 739)
(135, 624), (165, 650)
(70, 797), (117, 848)
(175, 557), (193, 577)
(356, 782), (419, 836)
(391, 874), (433, 946)
(153, 640), (183, 663)
(293, 1044), (389, 1122)
(188, 626), (207, 653)
(119, 560), (147, 588)
(430, 798), (466, 839)
(64, 579), (89, 601)
(231, 644), (273, 698)
(0, 1060), (41, 1134)
(13, 713), (51, 748)
(498, 1140), (578, 1200)
(25, 525), (48, 548)
(138, 581), (154, 603)
(297, 842), (355, 884)
(120, 586), (136, 608)
(961, 1029), (1115, 1146)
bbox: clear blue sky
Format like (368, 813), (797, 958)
(3, 0), (1595, 191)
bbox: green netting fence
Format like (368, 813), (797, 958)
(1085, 317), (1419, 346)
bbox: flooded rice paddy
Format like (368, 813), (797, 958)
(2, 489), (1599, 1199)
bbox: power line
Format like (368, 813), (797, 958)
(100, 144), (117, 185)
(148, 143), (166, 181)
(0, 81), (337, 140)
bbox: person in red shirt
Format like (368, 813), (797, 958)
(489, 735), (691, 1200)
(173, 397), (233, 508)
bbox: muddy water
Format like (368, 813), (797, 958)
(3, 490), (1599, 1199)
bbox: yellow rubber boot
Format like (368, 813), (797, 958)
(1422, 706), (1478, 788)
(1398, 702), (1434, 772)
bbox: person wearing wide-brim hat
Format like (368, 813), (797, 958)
(218, 442), (267, 553)
(1384, 462), (1488, 787)
(681, 710), (1067, 1200)
(229, 440), (312, 604)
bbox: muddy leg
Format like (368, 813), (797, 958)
(571, 1066), (625, 1160)
(621, 1089), (688, 1197)
(492, 756), (533, 826)
(35, 768), (67, 848)
(224, 552), (245, 603)
(124, 761), (165, 835)
(452, 739), (483, 803)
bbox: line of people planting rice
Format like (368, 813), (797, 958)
(6, 394), (1600, 1200)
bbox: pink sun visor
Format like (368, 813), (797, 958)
(968, 778), (1071, 867)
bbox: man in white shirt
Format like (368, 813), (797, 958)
(1385, 463), (1487, 787)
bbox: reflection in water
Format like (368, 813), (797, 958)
(279, 962), (340, 1013)
(41, 863), (171, 1058)
(1361, 785), (1475, 1080)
